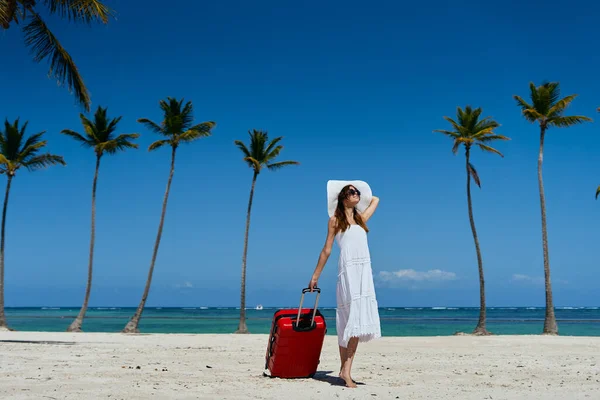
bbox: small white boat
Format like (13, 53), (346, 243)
(255, 304), (263, 310)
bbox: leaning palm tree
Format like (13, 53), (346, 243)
(234, 130), (299, 333)
(1, 1), (113, 111)
(514, 82), (592, 335)
(122, 97), (215, 333)
(61, 106), (139, 332)
(0, 118), (66, 331)
(434, 106), (509, 335)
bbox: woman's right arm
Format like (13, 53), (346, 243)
(308, 217), (337, 291)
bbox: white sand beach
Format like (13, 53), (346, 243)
(0, 332), (599, 400)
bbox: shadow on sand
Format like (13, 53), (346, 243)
(0, 340), (76, 345)
(311, 370), (365, 386)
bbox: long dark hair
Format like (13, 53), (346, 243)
(334, 185), (369, 234)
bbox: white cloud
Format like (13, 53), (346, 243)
(512, 274), (568, 285)
(512, 274), (543, 285)
(378, 269), (457, 282)
(173, 281), (194, 289)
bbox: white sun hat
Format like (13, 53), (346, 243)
(327, 180), (372, 218)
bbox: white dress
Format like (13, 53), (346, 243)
(335, 224), (381, 347)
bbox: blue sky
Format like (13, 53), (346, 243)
(2, 0), (599, 307)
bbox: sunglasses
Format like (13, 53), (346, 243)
(347, 188), (361, 197)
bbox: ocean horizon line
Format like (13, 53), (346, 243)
(5, 305), (600, 309)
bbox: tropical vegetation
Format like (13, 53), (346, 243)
(435, 105), (509, 335)
(514, 82), (592, 335)
(0, 0), (113, 111)
(233, 130), (299, 333)
(0, 118), (66, 331)
(61, 106), (139, 332)
(121, 97), (215, 334)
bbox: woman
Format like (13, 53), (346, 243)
(308, 181), (381, 388)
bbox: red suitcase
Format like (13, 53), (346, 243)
(264, 288), (327, 378)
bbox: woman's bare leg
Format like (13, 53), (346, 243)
(339, 337), (359, 388)
(338, 345), (348, 373)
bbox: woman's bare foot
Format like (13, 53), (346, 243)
(339, 371), (357, 388)
(339, 370), (357, 384)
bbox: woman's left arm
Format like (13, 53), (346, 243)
(360, 196), (379, 222)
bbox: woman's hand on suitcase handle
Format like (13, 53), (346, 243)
(308, 275), (319, 292)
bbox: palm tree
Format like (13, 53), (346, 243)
(514, 82), (592, 335)
(1, 1), (113, 111)
(122, 97), (215, 333)
(434, 106), (509, 335)
(0, 118), (66, 331)
(61, 106), (139, 332)
(234, 130), (299, 333)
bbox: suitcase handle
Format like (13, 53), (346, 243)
(296, 287), (321, 327)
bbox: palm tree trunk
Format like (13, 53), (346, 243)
(466, 148), (489, 335)
(235, 171), (258, 334)
(0, 175), (13, 331)
(538, 127), (558, 335)
(122, 147), (177, 333)
(67, 155), (101, 332)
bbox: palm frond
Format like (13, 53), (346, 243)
(61, 128), (94, 147)
(20, 131), (45, 151)
(451, 140), (461, 154)
(514, 93), (531, 109)
(433, 129), (460, 138)
(468, 162), (481, 187)
(438, 105), (509, 160)
(451, 137), (470, 154)
(23, 13), (90, 111)
(148, 139), (171, 151)
(244, 156), (261, 172)
(442, 116), (465, 135)
(264, 136), (282, 155)
(79, 113), (100, 141)
(99, 133), (139, 154)
(22, 153), (66, 171)
(179, 121), (215, 143)
(106, 115), (122, 137)
(234, 140), (251, 158)
(476, 143), (504, 157)
(0, 0), (21, 28)
(548, 115), (592, 128)
(42, 0), (113, 23)
(596, 185), (600, 200)
(0, 153), (8, 166)
(476, 134), (510, 142)
(547, 94), (577, 117)
(265, 145), (283, 162)
(471, 126), (497, 138)
(137, 118), (164, 135)
(544, 82), (561, 112)
(474, 118), (500, 133)
(17, 140), (47, 163)
(266, 160), (299, 171)
(236, 130), (297, 173)
(249, 129), (267, 160)
(114, 133), (140, 142)
(513, 95), (539, 122)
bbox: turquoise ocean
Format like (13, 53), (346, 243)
(5, 307), (600, 336)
